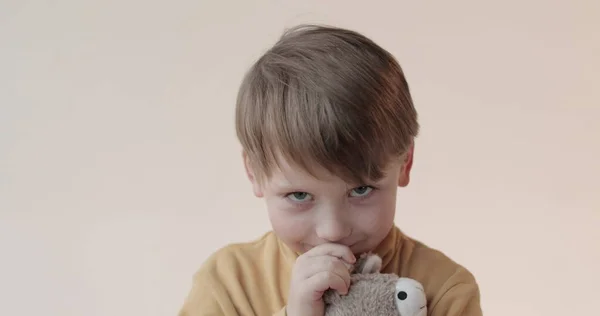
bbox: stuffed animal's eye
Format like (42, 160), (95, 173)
(397, 291), (407, 300)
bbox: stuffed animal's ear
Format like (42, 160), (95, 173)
(322, 288), (341, 305)
(354, 253), (382, 274)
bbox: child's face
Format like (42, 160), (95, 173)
(244, 150), (413, 256)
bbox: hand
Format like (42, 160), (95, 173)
(285, 243), (356, 316)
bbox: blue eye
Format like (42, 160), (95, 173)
(287, 192), (312, 202)
(350, 186), (373, 197)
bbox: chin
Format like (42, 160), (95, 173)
(350, 244), (371, 255)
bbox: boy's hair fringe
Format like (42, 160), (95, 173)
(235, 24), (419, 184)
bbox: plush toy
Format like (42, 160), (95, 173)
(323, 253), (428, 316)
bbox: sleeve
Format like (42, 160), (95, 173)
(177, 269), (238, 316)
(178, 276), (289, 316)
(177, 261), (290, 316)
(429, 268), (483, 316)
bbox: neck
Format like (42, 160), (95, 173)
(369, 225), (404, 271)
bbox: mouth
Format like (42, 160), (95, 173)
(420, 305), (426, 310)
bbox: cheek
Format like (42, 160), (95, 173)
(352, 191), (397, 232)
(266, 199), (311, 241)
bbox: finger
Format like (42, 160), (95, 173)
(303, 243), (356, 264)
(333, 262), (351, 295)
(310, 257), (351, 292)
(296, 256), (352, 284)
(305, 270), (349, 300)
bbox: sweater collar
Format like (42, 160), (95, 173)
(370, 225), (404, 272)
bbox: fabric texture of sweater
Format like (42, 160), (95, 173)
(178, 226), (482, 316)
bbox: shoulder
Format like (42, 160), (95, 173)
(179, 231), (289, 315)
(400, 234), (475, 283)
(193, 231), (277, 282)
(399, 234), (483, 316)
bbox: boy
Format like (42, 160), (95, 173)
(179, 24), (482, 316)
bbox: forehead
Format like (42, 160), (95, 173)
(267, 155), (344, 189)
(264, 153), (401, 189)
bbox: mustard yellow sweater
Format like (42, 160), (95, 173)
(178, 226), (482, 315)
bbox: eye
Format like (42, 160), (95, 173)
(287, 192), (312, 202)
(397, 291), (407, 300)
(349, 186), (373, 197)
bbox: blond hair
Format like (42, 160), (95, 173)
(235, 24), (419, 184)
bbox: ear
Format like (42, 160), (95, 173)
(242, 151), (264, 198)
(355, 253), (383, 274)
(398, 142), (415, 188)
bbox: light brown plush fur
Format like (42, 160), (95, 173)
(324, 272), (399, 315)
(323, 253), (400, 316)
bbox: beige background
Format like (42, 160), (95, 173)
(1, 1), (599, 315)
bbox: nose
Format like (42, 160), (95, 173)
(315, 209), (351, 242)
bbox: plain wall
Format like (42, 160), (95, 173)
(1, 1), (598, 315)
